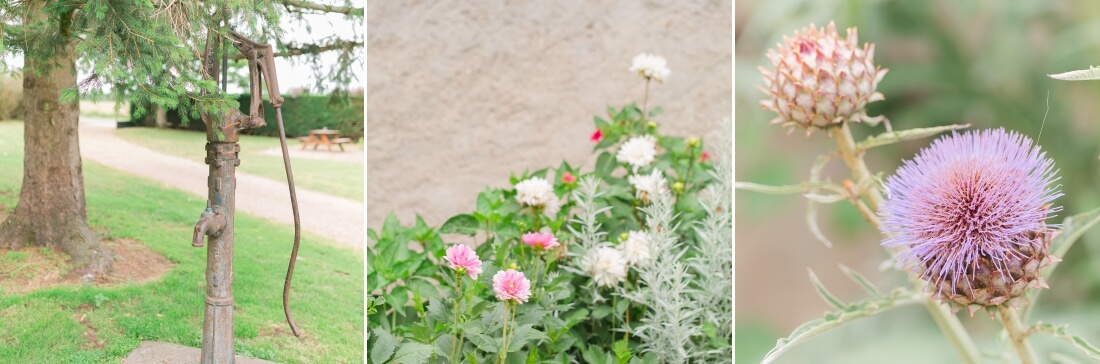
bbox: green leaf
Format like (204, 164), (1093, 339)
(734, 181), (844, 195)
(388, 341), (436, 364)
(803, 193), (846, 204)
(805, 154), (837, 248)
(468, 331), (500, 353)
(1049, 66), (1100, 81)
(612, 338), (632, 364)
(506, 324), (547, 352)
(591, 305), (612, 319)
(387, 286), (410, 317)
(370, 328), (399, 364)
(1034, 322), (1100, 360)
(514, 307), (549, 327)
(435, 334), (456, 360)
(563, 308), (589, 327)
(838, 264), (883, 299)
(761, 289), (924, 364)
(440, 214), (480, 236)
(807, 268), (847, 310)
(855, 124), (970, 151)
(426, 297), (450, 323)
(595, 151), (617, 177)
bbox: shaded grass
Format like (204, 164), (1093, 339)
(112, 127), (363, 201)
(0, 121), (363, 363)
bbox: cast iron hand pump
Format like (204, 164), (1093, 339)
(193, 26), (303, 364)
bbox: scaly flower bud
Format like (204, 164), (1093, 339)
(759, 21), (887, 133)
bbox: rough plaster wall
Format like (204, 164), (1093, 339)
(367, 0), (732, 231)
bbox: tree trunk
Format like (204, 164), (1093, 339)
(0, 44), (112, 277)
(156, 105), (168, 128)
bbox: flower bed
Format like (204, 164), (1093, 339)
(367, 55), (732, 364)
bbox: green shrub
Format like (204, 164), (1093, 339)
(0, 74), (22, 120)
(129, 93), (363, 140)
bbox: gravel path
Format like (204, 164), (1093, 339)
(79, 117), (363, 250)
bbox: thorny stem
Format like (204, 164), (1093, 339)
(830, 121), (982, 364)
(999, 306), (1039, 364)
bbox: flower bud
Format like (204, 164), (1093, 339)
(759, 21), (887, 133)
(686, 136), (700, 148)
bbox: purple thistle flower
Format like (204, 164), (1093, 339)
(880, 128), (1061, 300)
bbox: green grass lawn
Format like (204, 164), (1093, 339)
(0, 121), (363, 363)
(112, 127), (364, 201)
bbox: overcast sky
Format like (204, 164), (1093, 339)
(2, 6), (363, 95)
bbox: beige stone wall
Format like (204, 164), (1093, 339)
(367, 0), (732, 231)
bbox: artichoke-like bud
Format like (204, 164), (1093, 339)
(758, 21), (887, 133)
(928, 228), (1058, 314)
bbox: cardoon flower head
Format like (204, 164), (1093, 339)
(880, 129), (1061, 311)
(759, 21), (887, 133)
(443, 244), (483, 280)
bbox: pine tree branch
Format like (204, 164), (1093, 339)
(277, 39), (362, 58)
(192, 39), (361, 61)
(277, 0), (363, 16)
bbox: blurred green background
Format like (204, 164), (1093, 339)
(736, 1), (1100, 363)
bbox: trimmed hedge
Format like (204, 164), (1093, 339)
(130, 93), (363, 140)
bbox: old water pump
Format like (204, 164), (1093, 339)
(193, 29), (303, 363)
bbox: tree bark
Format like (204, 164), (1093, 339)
(156, 105), (168, 128)
(0, 43), (112, 277)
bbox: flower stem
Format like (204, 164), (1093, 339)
(499, 302), (510, 363)
(830, 121), (982, 364)
(641, 78), (651, 125)
(498, 301), (518, 363)
(999, 305), (1039, 364)
(450, 272), (463, 363)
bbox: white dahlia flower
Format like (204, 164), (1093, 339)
(515, 177), (555, 207)
(616, 135), (658, 170)
(630, 53), (671, 83)
(628, 170), (669, 204)
(582, 247), (628, 287)
(619, 230), (652, 267)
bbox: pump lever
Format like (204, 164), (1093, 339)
(228, 31), (303, 338)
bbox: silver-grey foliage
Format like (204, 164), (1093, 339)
(686, 118), (733, 362)
(620, 189), (701, 364)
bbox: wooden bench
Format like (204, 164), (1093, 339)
(330, 137), (353, 151)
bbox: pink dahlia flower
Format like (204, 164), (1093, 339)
(521, 232), (560, 250)
(591, 129), (604, 143)
(492, 269), (532, 303)
(443, 244), (483, 280)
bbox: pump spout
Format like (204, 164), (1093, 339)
(192, 207), (227, 247)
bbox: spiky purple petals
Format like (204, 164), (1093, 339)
(880, 129), (1061, 304)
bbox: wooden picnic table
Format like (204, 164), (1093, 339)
(298, 129), (353, 152)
